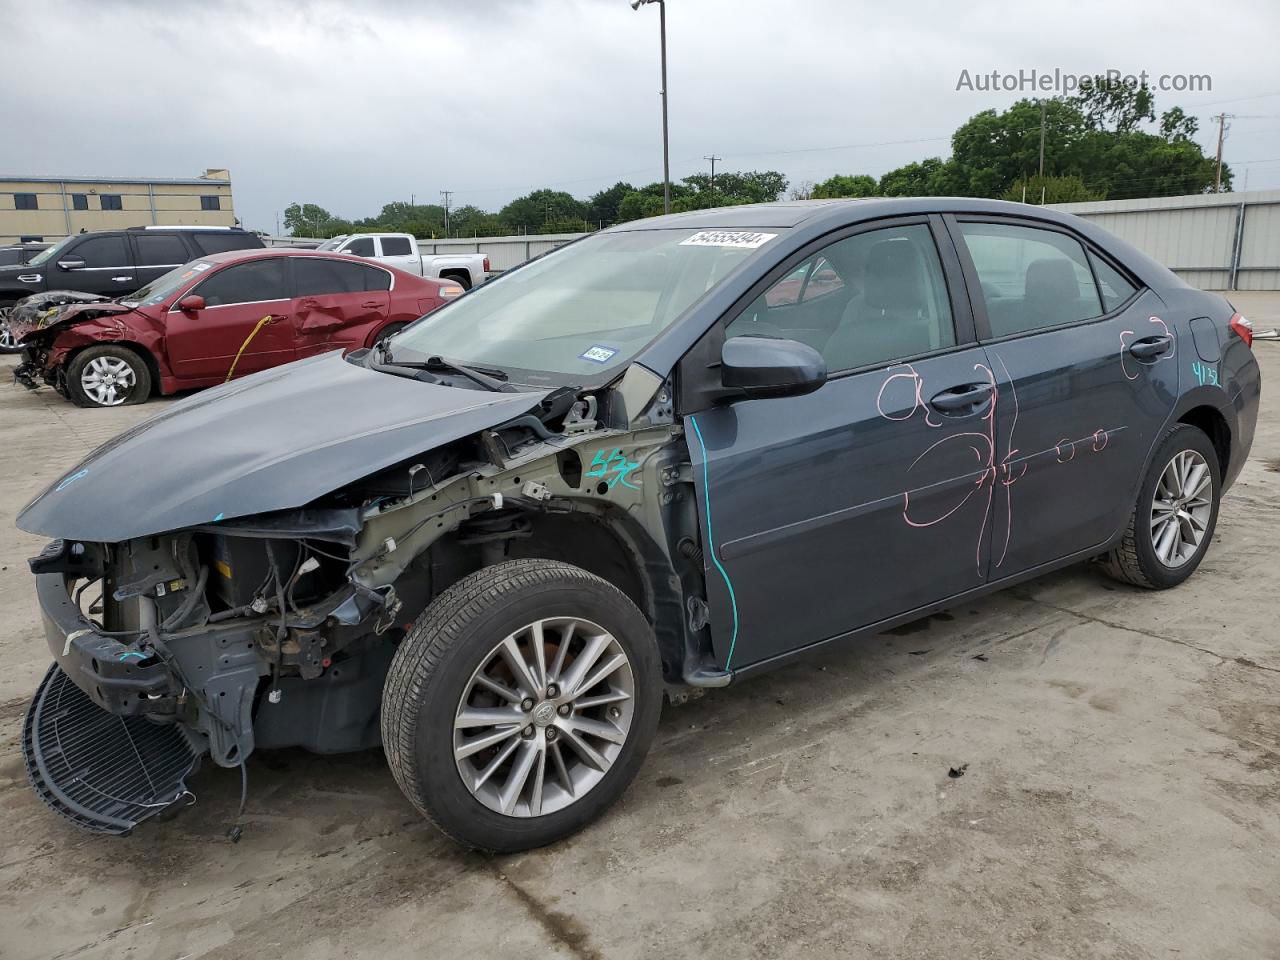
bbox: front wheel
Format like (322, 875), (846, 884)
(65, 345), (152, 408)
(1102, 423), (1221, 589)
(382, 559), (662, 852)
(0, 301), (22, 354)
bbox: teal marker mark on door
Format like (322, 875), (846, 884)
(688, 416), (740, 670)
(585, 448), (641, 490)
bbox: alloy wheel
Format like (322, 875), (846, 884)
(80, 356), (137, 407)
(1150, 449), (1213, 568)
(0, 308), (14, 350)
(453, 616), (635, 818)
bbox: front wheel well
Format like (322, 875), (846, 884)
(416, 507), (688, 682)
(1178, 405), (1231, 475)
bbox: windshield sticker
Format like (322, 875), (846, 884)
(191, 262), (212, 272)
(580, 345), (618, 364)
(680, 230), (777, 249)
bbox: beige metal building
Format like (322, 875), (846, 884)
(0, 169), (236, 242)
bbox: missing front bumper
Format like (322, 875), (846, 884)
(22, 663), (199, 835)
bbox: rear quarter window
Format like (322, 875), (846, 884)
(192, 233), (264, 255)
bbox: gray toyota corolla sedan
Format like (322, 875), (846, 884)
(17, 198), (1261, 851)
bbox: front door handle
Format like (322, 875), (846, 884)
(929, 382), (995, 412)
(361, 300), (383, 308)
(111, 276), (134, 282)
(1128, 335), (1173, 360)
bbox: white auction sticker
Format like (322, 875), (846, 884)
(679, 230), (777, 249)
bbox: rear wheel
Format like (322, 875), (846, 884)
(1102, 423), (1221, 589)
(66, 345), (152, 408)
(382, 559), (661, 852)
(440, 270), (472, 290)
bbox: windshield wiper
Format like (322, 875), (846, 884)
(373, 345), (515, 393)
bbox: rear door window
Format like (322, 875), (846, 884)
(958, 222), (1104, 337)
(295, 257), (369, 296)
(133, 233), (190, 267)
(192, 232), (260, 255)
(379, 236), (413, 256)
(194, 259), (289, 307)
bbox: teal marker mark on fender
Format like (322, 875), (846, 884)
(585, 448), (641, 490)
(1191, 361), (1220, 387)
(688, 415), (740, 669)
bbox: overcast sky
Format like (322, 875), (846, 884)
(4, 0), (1279, 232)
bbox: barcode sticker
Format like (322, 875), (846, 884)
(680, 230), (777, 249)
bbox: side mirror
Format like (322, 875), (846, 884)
(57, 257), (86, 271)
(721, 336), (827, 399)
(177, 294), (205, 312)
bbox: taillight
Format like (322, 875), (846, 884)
(1229, 312), (1253, 348)
(482, 257), (491, 273)
(438, 283), (465, 299)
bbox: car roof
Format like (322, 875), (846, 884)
(605, 196), (1100, 232)
(197, 248), (376, 265)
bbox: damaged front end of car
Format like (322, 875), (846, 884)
(11, 291), (140, 394)
(19, 353), (716, 835)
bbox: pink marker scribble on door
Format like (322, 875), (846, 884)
(887, 353), (1120, 574)
(1120, 315), (1176, 380)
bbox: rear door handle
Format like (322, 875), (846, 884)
(111, 276), (134, 282)
(361, 300), (382, 308)
(1128, 335), (1173, 359)
(929, 382), (995, 412)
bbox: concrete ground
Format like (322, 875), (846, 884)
(1, 294), (1278, 960)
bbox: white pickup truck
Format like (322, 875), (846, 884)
(316, 233), (490, 289)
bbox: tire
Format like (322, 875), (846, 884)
(65, 344), (152, 408)
(0, 300), (22, 354)
(1102, 423), (1221, 589)
(371, 322), (406, 348)
(440, 271), (472, 290)
(382, 558), (662, 852)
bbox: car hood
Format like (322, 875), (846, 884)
(9, 291), (132, 343)
(17, 351), (550, 542)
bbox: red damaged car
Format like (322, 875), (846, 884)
(12, 249), (460, 408)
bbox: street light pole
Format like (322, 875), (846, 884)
(632, 0), (670, 215)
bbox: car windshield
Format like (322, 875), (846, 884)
(122, 261), (212, 307)
(315, 236), (347, 251)
(387, 227), (781, 384)
(26, 235), (76, 267)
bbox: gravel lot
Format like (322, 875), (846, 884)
(1, 294), (1278, 960)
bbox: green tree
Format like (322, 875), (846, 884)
(1001, 174), (1103, 204)
(283, 202), (351, 238)
(498, 189), (587, 232)
(878, 157), (957, 197)
(811, 174), (879, 198)
(1072, 77), (1155, 133)
(585, 182), (636, 227)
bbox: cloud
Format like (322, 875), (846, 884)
(3, 0), (1277, 231)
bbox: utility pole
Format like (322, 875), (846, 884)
(704, 154), (721, 193)
(1038, 99), (1047, 203)
(440, 190), (453, 237)
(1212, 114), (1233, 193)
(631, 0), (670, 214)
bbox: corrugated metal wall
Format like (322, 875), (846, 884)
(1050, 189), (1280, 290)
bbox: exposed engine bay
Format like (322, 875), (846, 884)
(21, 354), (717, 834)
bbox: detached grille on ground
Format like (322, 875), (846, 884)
(22, 664), (199, 835)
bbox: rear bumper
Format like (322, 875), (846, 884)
(36, 572), (180, 716)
